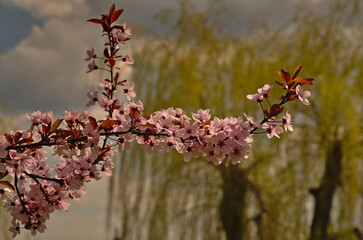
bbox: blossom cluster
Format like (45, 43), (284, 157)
(0, 4), (313, 238)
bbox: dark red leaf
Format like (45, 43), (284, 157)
(287, 80), (295, 88)
(129, 108), (140, 121)
(109, 58), (116, 68)
(109, 4), (116, 17)
(103, 48), (110, 58)
(294, 77), (314, 86)
(280, 69), (290, 83)
(112, 24), (123, 30)
(14, 132), (22, 143)
(268, 104), (284, 118)
(4, 134), (13, 144)
(88, 116), (98, 130)
(275, 81), (286, 87)
(114, 72), (119, 83)
(49, 119), (63, 135)
(87, 18), (103, 24)
(0, 180), (15, 191)
(100, 119), (117, 131)
(292, 64), (303, 79)
(111, 9), (124, 23)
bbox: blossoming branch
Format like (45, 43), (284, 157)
(0, 4), (313, 238)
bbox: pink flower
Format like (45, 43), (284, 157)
(86, 60), (98, 73)
(102, 158), (114, 176)
(282, 111), (293, 131)
(225, 141), (249, 166)
(99, 96), (114, 109)
(9, 221), (20, 238)
(86, 91), (98, 107)
(123, 81), (136, 100)
(247, 84), (273, 102)
(115, 30), (130, 45)
(243, 113), (261, 129)
(262, 121), (283, 139)
(85, 47), (97, 61)
(82, 123), (100, 146)
(122, 54), (134, 64)
(123, 22), (132, 36)
(296, 85), (311, 105)
(192, 109), (211, 123)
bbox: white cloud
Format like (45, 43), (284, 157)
(0, 15), (109, 114)
(1, 0), (88, 18)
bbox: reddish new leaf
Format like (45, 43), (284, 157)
(87, 18), (103, 25)
(99, 119), (117, 131)
(109, 4), (116, 17)
(292, 64), (303, 79)
(88, 116), (98, 130)
(275, 81), (286, 87)
(112, 24), (124, 30)
(114, 72), (119, 83)
(109, 58), (116, 68)
(49, 119), (64, 135)
(14, 132), (22, 143)
(268, 104), (284, 118)
(111, 9), (124, 23)
(129, 108), (140, 121)
(104, 48), (110, 58)
(0, 180), (15, 191)
(280, 69), (290, 83)
(294, 77), (314, 86)
(4, 134), (13, 144)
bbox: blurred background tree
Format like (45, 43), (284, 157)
(106, 0), (363, 239)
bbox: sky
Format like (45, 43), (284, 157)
(0, 0), (333, 239)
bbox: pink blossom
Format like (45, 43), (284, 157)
(225, 141), (249, 166)
(262, 121), (284, 139)
(123, 22), (132, 36)
(247, 84), (273, 102)
(63, 109), (88, 128)
(86, 60), (98, 73)
(282, 111), (293, 131)
(192, 109), (211, 123)
(122, 53), (134, 64)
(122, 81), (136, 100)
(115, 30), (130, 45)
(99, 96), (114, 109)
(85, 47), (97, 61)
(82, 123), (100, 146)
(243, 113), (261, 129)
(178, 121), (199, 139)
(296, 85), (311, 105)
(102, 158), (114, 176)
(86, 91), (99, 107)
(9, 221), (20, 238)
(99, 81), (112, 91)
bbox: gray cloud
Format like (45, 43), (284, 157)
(1, 0), (89, 19)
(0, 17), (102, 115)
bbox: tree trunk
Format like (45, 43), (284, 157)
(309, 139), (343, 240)
(218, 166), (248, 240)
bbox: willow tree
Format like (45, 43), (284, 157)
(107, 1), (363, 240)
